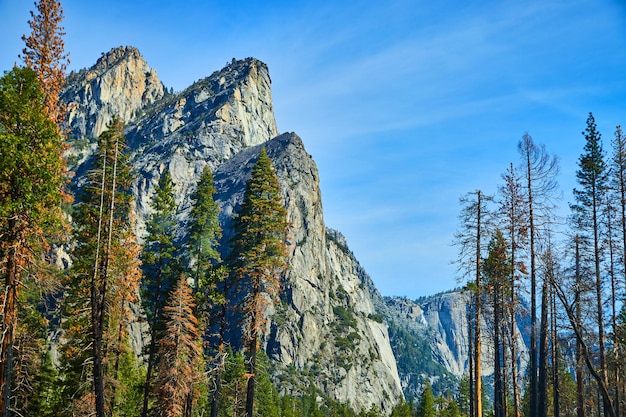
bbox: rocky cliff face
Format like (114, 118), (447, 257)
(213, 134), (402, 412)
(383, 291), (529, 398)
(64, 47), (402, 413)
(62, 46), (165, 140)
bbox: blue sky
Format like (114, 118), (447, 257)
(2, 0), (625, 299)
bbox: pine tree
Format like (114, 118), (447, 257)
(154, 275), (204, 417)
(141, 170), (180, 417)
(0, 67), (66, 416)
(417, 383), (436, 417)
(21, 0), (69, 126)
(229, 147), (288, 417)
(390, 401), (412, 417)
(483, 229), (511, 417)
(188, 165), (222, 292)
(61, 117), (140, 417)
(570, 112), (613, 416)
(186, 166), (229, 417)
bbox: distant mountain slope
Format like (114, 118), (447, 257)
(382, 291), (529, 400)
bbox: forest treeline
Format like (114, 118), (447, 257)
(454, 113), (626, 417)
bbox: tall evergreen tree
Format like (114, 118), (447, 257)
(188, 165), (222, 294)
(61, 117), (140, 417)
(229, 148), (288, 417)
(140, 170), (180, 417)
(570, 112), (612, 416)
(21, 0), (69, 126)
(185, 165), (228, 417)
(0, 67), (66, 416)
(483, 229), (511, 417)
(154, 275), (204, 417)
(417, 383), (436, 417)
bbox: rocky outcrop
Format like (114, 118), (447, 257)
(213, 133), (403, 413)
(63, 47), (402, 413)
(62, 46), (165, 140)
(383, 291), (529, 397)
(126, 56), (279, 236)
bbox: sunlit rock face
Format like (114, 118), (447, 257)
(62, 46), (165, 140)
(63, 47), (403, 414)
(212, 133), (403, 413)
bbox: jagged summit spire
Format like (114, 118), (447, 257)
(93, 45), (143, 71)
(62, 45), (165, 139)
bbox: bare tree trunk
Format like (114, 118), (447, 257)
(502, 326), (509, 417)
(525, 147), (539, 417)
(510, 290), (521, 417)
(552, 238), (617, 417)
(592, 190), (609, 417)
(469, 299), (475, 417)
(606, 198), (620, 417)
(141, 267), (164, 417)
(0, 236), (19, 417)
(210, 275), (232, 417)
(494, 279), (504, 417)
(245, 335), (257, 417)
(551, 279), (560, 417)
(539, 275), (549, 417)
(475, 191), (483, 417)
(91, 135), (109, 417)
(575, 236), (585, 417)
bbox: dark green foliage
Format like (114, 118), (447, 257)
(333, 305), (358, 330)
(229, 147), (288, 417)
(368, 313), (384, 323)
(215, 348), (247, 416)
(387, 322), (456, 398)
(457, 375), (470, 416)
(188, 165), (222, 296)
(23, 352), (62, 417)
(417, 383), (436, 417)
(439, 399), (463, 417)
(142, 170), (180, 322)
(61, 117), (141, 417)
(390, 401), (413, 417)
(140, 170), (181, 417)
(255, 353), (281, 417)
(0, 66), (67, 413)
(186, 165), (226, 416)
(112, 349), (145, 417)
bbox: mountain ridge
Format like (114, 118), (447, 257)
(62, 46), (404, 413)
